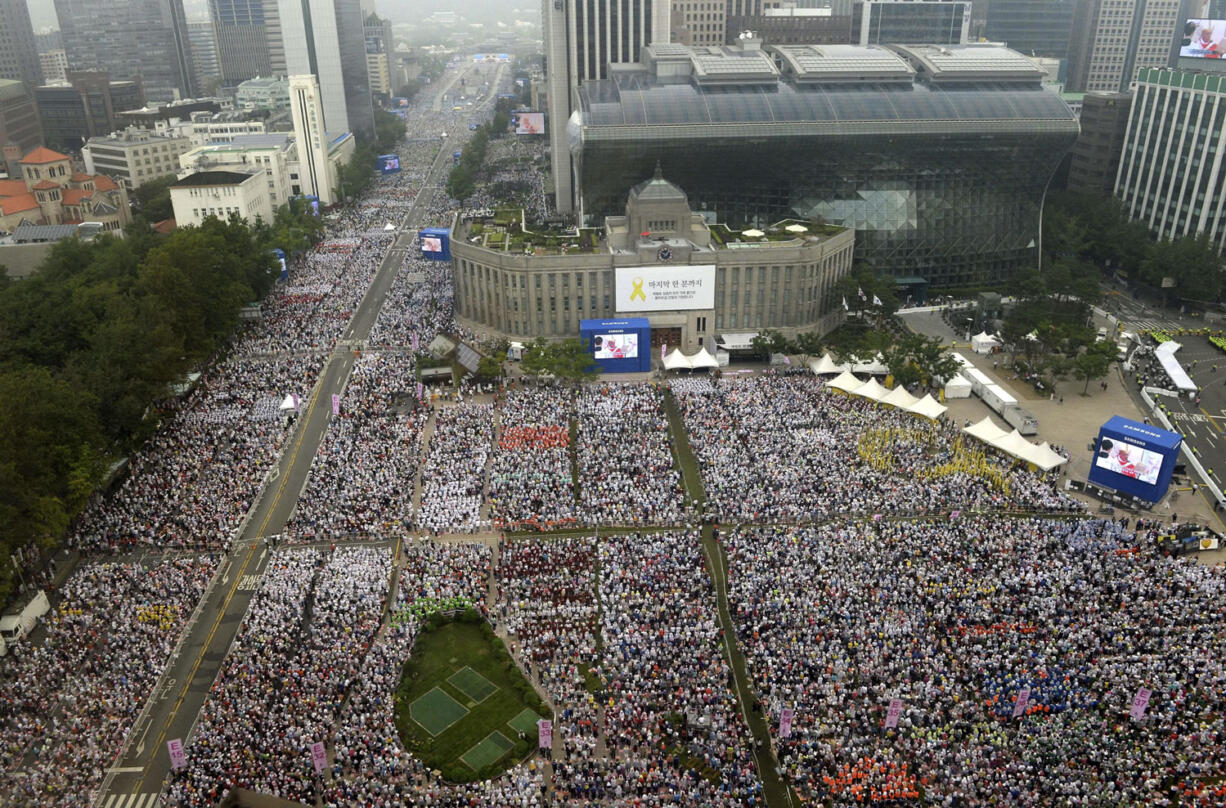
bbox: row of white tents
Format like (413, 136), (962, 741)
(824, 371), (949, 420)
(662, 347), (721, 371)
(818, 360), (1067, 471)
(963, 417), (1068, 471)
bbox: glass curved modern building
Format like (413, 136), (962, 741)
(568, 42), (1079, 289)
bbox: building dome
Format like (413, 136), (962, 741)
(628, 163), (687, 205)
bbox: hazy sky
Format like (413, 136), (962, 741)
(25, 0), (529, 30)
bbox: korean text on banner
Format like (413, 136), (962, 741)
(538, 719), (553, 749)
(168, 738), (187, 770)
(1012, 687), (1031, 718)
(884, 699), (903, 728)
(311, 741), (327, 774)
(1130, 687), (1152, 720)
(331, 394), (340, 416)
(779, 707), (795, 738)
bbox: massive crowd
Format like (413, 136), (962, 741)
(287, 353), (424, 542)
(0, 555), (217, 806)
(726, 517), (1226, 805)
(23, 49), (1226, 808)
(576, 385), (687, 525)
(417, 402), (495, 534)
(672, 373), (1078, 522)
(489, 388), (578, 531)
(165, 545), (391, 806)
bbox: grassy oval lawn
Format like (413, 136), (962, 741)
(395, 612), (551, 782)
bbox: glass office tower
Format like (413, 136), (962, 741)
(571, 43), (1079, 289)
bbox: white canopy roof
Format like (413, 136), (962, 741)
(662, 348), (691, 370)
(1154, 340), (1198, 392)
(972, 331), (1001, 354)
(689, 347), (720, 368)
(907, 393), (947, 420)
(851, 353), (888, 375)
(880, 385), (919, 410)
(962, 417), (1067, 469)
(964, 416), (1009, 444)
(850, 377), (889, 401)
(826, 371), (863, 392)
(383, 222), (396, 231)
(716, 332), (760, 351)
(663, 347), (720, 370)
(943, 374), (972, 394)
(807, 352), (848, 375)
(279, 394), (298, 411)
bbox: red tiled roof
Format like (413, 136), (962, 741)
(20, 146), (71, 164)
(0, 194), (40, 215)
(62, 188), (90, 206)
(31, 180), (59, 191)
(152, 218), (176, 234)
(0, 178), (28, 197)
(92, 175), (118, 191)
(70, 172), (91, 182)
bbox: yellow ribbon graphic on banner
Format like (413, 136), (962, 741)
(630, 277), (647, 302)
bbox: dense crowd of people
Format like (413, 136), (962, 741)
(417, 402), (495, 534)
(576, 385), (687, 525)
(489, 388), (578, 531)
(551, 530), (763, 805)
(0, 555), (217, 806)
(726, 517), (1226, 805)
(287, 353), (424, 542)
(165, 545), (391, 806)
(672, 373), (1078, 522)
(498, 535), (597, 761)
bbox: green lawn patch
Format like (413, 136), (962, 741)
(507, 707), (542, 735)
(460, 730), (515, 770)
(448, 666), (498, 703)
(410, 687), (469, 736)
(395, 613), (551, 782)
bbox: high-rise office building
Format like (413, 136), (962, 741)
(188, 21), (221, 92)
(1116, 68), (1226, 251)
(364, 13), (394, 97)
(0, 0), (42, 90)
(289, 73), (337, 203)
(278, 0), (372, 138)
(1067, 91), (1131, 194)
(852, 0), (971, 46)
(542, 0), (672, 213)
(0, 79), (43, 174)
(983, 0), (1078, 59)
(569, 42), (1078, 287)
(1067, 0), (1181, 93)
(54, 0), (196, 102)
(210, 0), (286, 87)
(672, 0), (730, 46)
(39, 50), (68, 83)
(35, 72), (145, 151)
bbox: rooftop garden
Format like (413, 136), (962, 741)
(461, 207), (601, 255)
(709, 218), (844, 248)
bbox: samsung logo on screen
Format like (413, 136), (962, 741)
(1121, 424), (1163, 440)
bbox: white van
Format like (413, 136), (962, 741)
(0, 590), (50, 645)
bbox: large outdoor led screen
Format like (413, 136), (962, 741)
(1086, 416), (1182, 502)
(593, 333), (638, 360)
(1094, 438), (1165, 485)
(515, 112), (545, 135)
(1181, 19), (1226, 58)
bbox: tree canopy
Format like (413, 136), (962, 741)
(0, 204), (320, 602)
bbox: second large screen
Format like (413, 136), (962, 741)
(1094, 438), (1165, 485)
(594, 333), (638, 359)
(1181, 19), (1226, 58)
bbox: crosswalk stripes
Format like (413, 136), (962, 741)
(101, 793), (161, 808)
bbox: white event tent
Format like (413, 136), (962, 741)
(962, 417), (1067, 470)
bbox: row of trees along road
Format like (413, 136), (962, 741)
(0, 199), (324, 603)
